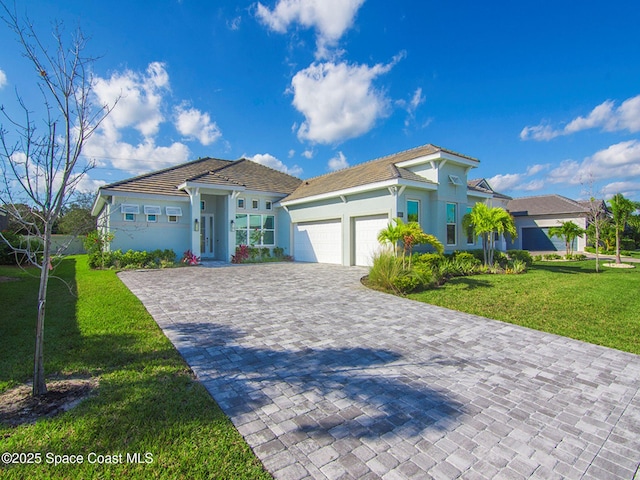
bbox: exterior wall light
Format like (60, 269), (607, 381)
(230, 219), (235, 232)
(194, 218), (199, 231)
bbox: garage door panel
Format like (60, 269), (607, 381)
(354, 215), (389, 267)
(294, 220), (342, 264)
(522, 227), (567, 251)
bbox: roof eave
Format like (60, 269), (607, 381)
(281, 178), (437, 207)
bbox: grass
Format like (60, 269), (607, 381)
(408, 260), (640, 355)
(0, 256), (271, 479)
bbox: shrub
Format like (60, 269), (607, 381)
(368, 251), (404, 293)
(231, 245), (250, 264)
(181, 249), (200, 266)
(543, 253), (562, 260)
(507, 259), (527, 274)
(621, 238), (636, 251)
(273, 247), (285, 258)
(507, 249), (533, 266)
(0, 231), (32, 265)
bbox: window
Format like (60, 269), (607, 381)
(166, 207), (182, 223)
(449, 175), (463, 186)
(407, 200), (420, 223)
(446, 203), (457, 245)
(466, 206), (475, 244)
(120, 204), (139, 222)
(147, 214), (157, 222)
(235, 214), (275, 246)
(252, 199), (259, 209)
(265, 201), (272, 210)
(200, 201), (206, 211)
(237, 197), (245, 209)
(143, 206), (161, 223)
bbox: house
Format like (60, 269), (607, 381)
(506, 194), (591, 252)
(0, 207), (7, 231)
(91, 143), (511, 266)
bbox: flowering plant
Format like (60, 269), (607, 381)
(181, 249), (200, 265)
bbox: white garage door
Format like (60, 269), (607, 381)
(293, 220), (342, 264)
(354, 215), (389, 267)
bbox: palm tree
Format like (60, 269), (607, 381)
(378, 218), (443, 268)
(463, 203), (517, 266)
(608, 193), (638, 264)
(548, 221), (586, 257)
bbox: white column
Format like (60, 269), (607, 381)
(188, 188), (201, 257)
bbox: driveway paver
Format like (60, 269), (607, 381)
(118, 263), (640, 479)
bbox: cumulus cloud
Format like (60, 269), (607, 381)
(302, 149), (314, 159)
(600, 181), (640, 198)
(488, 164), (549, 192)
(248, 153), (303, 177)
(291, 55), (402, 144)
(256, 0), (366, 59)
(327, 151), (348, 171)
(521, 94), (640, 141)
(174, 104), (222, 145)
(92, 62), (170, 138)
(0, 68), (7, 89)
(548, 140), (640, 185)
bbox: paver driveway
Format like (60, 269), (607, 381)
(118, 263), (640, 480)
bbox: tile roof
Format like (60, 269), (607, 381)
(99, 157), (302, 197)
(507, 194), (590, 216)
(283, 144), (475, 202)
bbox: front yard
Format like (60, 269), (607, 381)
(409, 260), (640, 355)
(0, 256), (270, 479)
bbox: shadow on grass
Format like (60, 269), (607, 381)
(532, 262), (600, 275)
(444, 276), (494, 290)
(162, 322), (465, 440)
(0, 258), (81, 389)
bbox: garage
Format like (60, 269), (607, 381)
(353, 215), (389, 266)
(521, 227), (568, 251)
(293, 220), (342, 264)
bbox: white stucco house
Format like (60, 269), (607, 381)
(91, 143), (513, 266)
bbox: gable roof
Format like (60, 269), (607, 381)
(507, 194), (590, 216)
(282, 144), (478, 203)
(467, 178), (512, 200)
(99, 157), (302, 197)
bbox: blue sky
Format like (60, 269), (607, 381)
(1, 0), (640, 200)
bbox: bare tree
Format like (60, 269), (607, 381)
(581, 177), (608, 273)
(0, 3), (116, 396)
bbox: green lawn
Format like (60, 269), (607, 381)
(0, 256), (271, 479)
(409, 260), (640, 355)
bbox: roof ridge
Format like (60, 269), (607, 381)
(100, 157), (233, 189)
(234, 157), (303, 181)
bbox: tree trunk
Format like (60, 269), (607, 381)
(33, 225), (51, 396)
(615, 230), (621, 264)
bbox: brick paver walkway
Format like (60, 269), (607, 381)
(119, 263), (640, 479)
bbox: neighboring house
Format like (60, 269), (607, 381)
(506, 194), (590, 252)
(92, 143), (511, 266)
(0, 207), (7, 231)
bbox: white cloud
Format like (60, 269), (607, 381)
(288, 149), (295, 158)
(600, 181), (640, 198)
(256, 0), (366, 59)
(227, 16), (242, 30)
(327, 151), (348, 171)
(521, 94), (640, 141)
(548, 140), (640, 185)
(396, 87), (426, 127)
(302, 149), (314, 159)
(488, 164), (549, 192)
(92, 61), (170, 138)
(291, 56), (402, 144)
(0, 69), (7, 89)
(248, 153), (303, 177)
(174, 104), (222, 146)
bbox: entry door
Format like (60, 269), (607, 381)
(200, 214), (215, 257)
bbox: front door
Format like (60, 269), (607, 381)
(200, 214), (215, 257)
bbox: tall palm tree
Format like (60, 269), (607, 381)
(463, 203), (517, 266)
(549, 221), (586, 257)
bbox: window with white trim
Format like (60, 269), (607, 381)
(407, 199), (420, 223)
(144, 205), (161, 223)
(235, 214), (275, 246)
(252, 199), (259, 209)
(166, 206), (182, 223)
(446, 203), (457, 245)
(265, 201), (272, 210)
(449, 175), (463, 186)
(237, 197), (245, 209)
(121, 204), (139, 222)
(466, 206), (475, 244)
